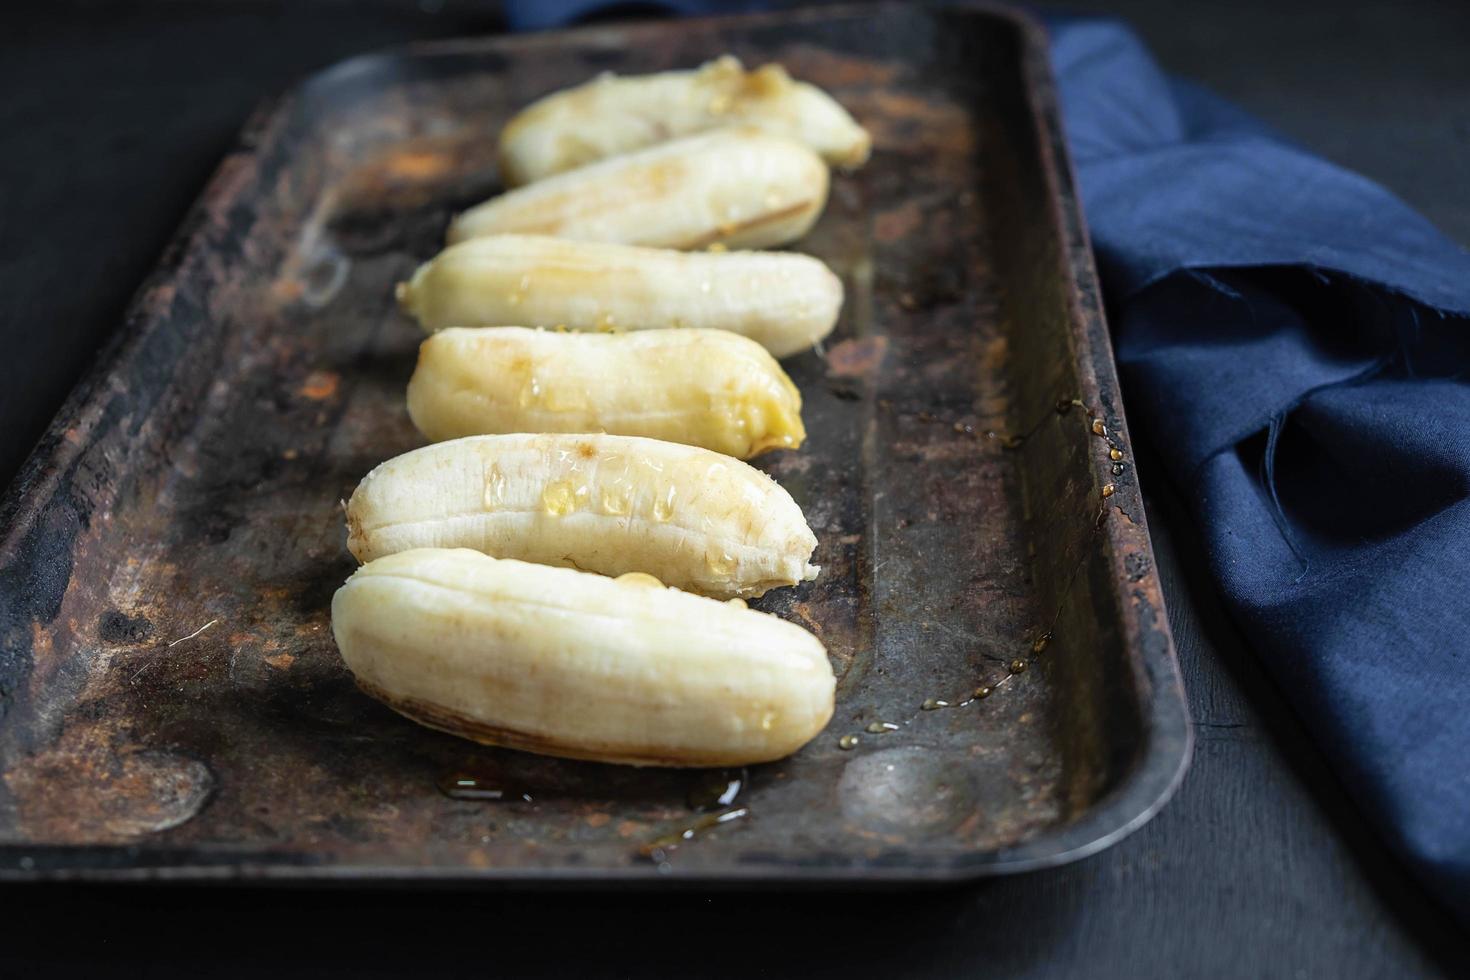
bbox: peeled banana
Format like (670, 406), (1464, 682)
(406, 327), (805, 459)
(498, 55), (871, 186)
(345, 433), (820, 599)
(447, 126), (829, 250)
(332, 549), (836, 766)
(397, 235), (843, 357)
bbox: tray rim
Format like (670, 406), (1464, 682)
(0, 0), (1192, 886)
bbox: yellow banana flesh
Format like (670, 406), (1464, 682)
(397, 234), (842, 358)
(406, 327), (805, 459)
(331, 549), (835, 766)
(498, 55), (871, 186)
(448, 126), (829, 251)
(344, 433), (821, 599)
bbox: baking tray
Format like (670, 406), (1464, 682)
(0, 2), (1190, 885)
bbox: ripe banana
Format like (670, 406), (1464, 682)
(447, 126), (829, 250)
(406, 327), (806, 459)
(345, 433), (820, 599)
(332, 549), (836, 766)
(396, 234), (843, 357)
(498, 55), (871, 186)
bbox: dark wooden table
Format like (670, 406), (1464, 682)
(3, 1), (1468, 975)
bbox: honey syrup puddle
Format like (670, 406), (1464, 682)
(436, 771), (534, 804)
(640, 768), (752, 869)
(640, 808), (752, 869)
(685, 768), (747, 811)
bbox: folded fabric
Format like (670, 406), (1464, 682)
(502, 0), (1470, 918)
(503, 0), (768, 31)
(1048, 16), (1470, 918)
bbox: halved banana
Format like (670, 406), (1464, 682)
(397, 235), (842, 357)
(448, 126), (829, 250)
(498, 55), (871, 186)
(345, 433), (820, 599)
(407, 327), (805, 459)
(332, 549), (836, 767)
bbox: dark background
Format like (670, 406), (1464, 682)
(2, 1), (1469, 975)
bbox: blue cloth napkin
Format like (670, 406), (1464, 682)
(504, 0), (1470, 918)
(1048, 16), (1470, 918)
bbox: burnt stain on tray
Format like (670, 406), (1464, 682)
(0, 4), (1189, 883)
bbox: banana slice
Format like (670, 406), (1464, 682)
(397, 235), (842, 357)
(498, 55), (871, 186)
(332, 549), (836, 767)
(448, 126), (829, 250)
(407, 327), (805, 459)
(345, 433), (820, 599)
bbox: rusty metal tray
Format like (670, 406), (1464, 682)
(0, 3), (1190, 885)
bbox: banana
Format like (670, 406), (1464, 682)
(331, 549), (836, 767)
(397, 235), (842, 357)
(406, 327), (806, 459)
(345, 433), (820, 599)
(448, 126), (829, 250)
(498, 55), (871, 186)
